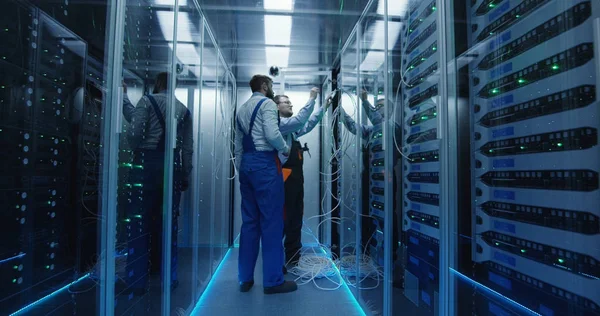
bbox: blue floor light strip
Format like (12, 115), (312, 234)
(233, 233), (240, 248)
(10, 273), (91, 316)
(449, 268), (541, 316)
(0, 253), (26, 264)
(317, 247), (367, 316)
(303, 221), (366, 316)
(190, 248), (233, 315)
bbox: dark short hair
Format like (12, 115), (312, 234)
(153, 72), (169, 93)
(249, 75), (272, 93)
(273, 95), (289, 104)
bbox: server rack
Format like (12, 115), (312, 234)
(467, 0), (600, 315)
(401, 0), (442, 313)
(0, 1), (88, 313)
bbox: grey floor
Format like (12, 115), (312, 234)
(191, 248), (366, 316)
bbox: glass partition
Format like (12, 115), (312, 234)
(218, 70), (235, 256)
(196, 19), (217, 294)
(337, 29), (360, 298)
(114, 0), (178, 313)
(0, 0), (109, 314)
(355, 1), (388, 312)
(212, 57), (230, 268)
(444, 0), (600, 315)
(201, 26), (221, 277)
(168, 1), (203, 313)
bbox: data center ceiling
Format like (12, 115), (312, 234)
(192, 0), (372, 88)
(34, 0), (398, 88)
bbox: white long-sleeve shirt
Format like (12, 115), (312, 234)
(278, 100), (326, 165)
(234, 92), (289, 169)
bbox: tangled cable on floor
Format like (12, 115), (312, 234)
(286, 247), (342, 291)
(286, 225), (384, 291)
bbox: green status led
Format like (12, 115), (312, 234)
(521, 249), (526, 253)
(489, 3), (495, 8)
(518, 79), (526, 84)
(558, 258), (565, 264)
(557, 143), (563, 147)
(552, 64), (559, 70)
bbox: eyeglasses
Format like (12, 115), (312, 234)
(278, 101), (292, 106)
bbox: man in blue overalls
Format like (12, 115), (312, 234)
(234, 74), (297, 294)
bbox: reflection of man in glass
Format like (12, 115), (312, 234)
(275, 88), (331, 268)
(121, 72), (193, 293)
(339, 90), (401, 270)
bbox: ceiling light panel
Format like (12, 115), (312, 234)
(264, 15), (292, 46)
(264, 0), (293, 11)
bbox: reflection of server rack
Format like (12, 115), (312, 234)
(337, 76), (360, 258)
(468, 0), (600, 315)
(368, 123), (385, 266)
(0, 1), (86, 313)
(75, 58), (103, 275)
(401, 0), (441, 312)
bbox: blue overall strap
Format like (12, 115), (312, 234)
(147, 94), (165, 129)
(247, 98), (269, 134)
(146, 94), (166, 150)
(238, 98), (269, 153)
(237, 98), (268, 135)
(235, 98), (266, 135)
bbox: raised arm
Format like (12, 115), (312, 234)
(279, 88), (319, 136)
(340, 106), (372, 140)
(360, 90), (384, 125)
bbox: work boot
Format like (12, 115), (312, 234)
(264, 281), (298, 294)
(240, 280), (254, 292)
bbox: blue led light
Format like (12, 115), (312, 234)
(317, 247), (366, 316)
(10, 273), (90, 315)
(0, 253), (26, 264)
(190, 248), (232, 315)
(192, 221), (366, 316)
(303, 221), (366, 316)
(233, 233), (240, 248)
(449, 268), (541, 316)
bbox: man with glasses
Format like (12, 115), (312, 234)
(275, 88), (331, 268)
